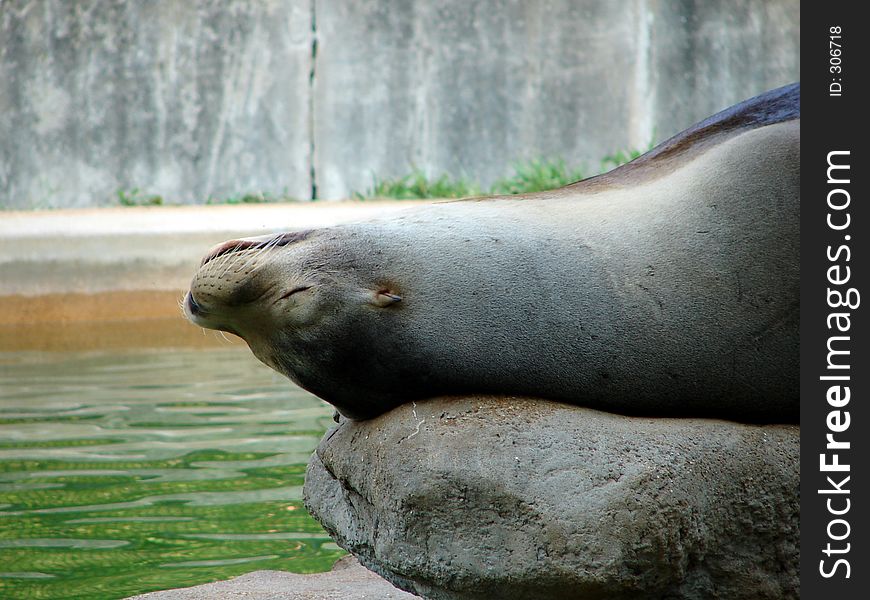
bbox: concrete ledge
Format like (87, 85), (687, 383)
(0, 291), (240, 352)
(0, 202), (426, 295)
(0, 202), (426, 351)
(125, 556), (419, 600)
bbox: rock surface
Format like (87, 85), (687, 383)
(126, 555), (419, 599)
(304, 396), (799, 600)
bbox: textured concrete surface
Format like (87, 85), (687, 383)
(1, 0), (799, 206)
(305, 396), (800, 600)
(315, 0), (799, 198)
(126, 556), (420, 599)
(1, 0), (313, 208)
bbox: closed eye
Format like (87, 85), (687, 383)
(279, 286), (312, 301)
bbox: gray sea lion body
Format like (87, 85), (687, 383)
(186, 83), (799, 423)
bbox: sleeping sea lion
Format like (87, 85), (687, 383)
(184, 83), (800, 423)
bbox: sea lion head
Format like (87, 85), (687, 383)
(183, 229), (405, 417)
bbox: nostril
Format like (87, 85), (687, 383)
(187, 293), (204, 315)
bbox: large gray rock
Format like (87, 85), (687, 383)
(304, 396), (799, 600)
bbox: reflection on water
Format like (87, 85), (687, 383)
(0, 348), (342, 600)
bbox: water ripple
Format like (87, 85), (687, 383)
(0, 347), (341, 600)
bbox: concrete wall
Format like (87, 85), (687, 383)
(0, 0), (799, 208)
(1, 0), (313, 208)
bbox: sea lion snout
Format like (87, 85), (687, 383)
(186, 228), (332, 340)
(201, 234), (277, 266)
(201, 230), (315, 266)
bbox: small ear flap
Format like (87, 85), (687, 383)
(371, 290), (402, 308)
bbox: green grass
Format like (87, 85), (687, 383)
(600, 148), (645, 172)
(115, 189), (298, 207)
(353, 147), (653, 200)
(117, 188), (164, 207)
(113, 145), (656, 206)
(353, 169), (481, 200)
(490, 158), (585, 195)
(205, 191), (297, 205)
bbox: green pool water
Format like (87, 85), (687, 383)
(0, 348), (343, 600)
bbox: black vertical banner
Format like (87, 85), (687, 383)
(801, 3), (869, 597)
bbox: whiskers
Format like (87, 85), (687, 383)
(213, 330), (233, 344)
(213, 234), (285, 281)
(177, 294), (187, 316)
(211, 239), (247, 277)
